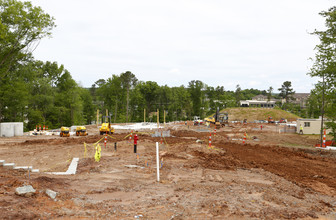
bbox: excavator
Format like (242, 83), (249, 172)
(76, 126), (88, 136)
(214, 108), (229, 129)
(204, 115), (216, 124)
(60, 127), (70, 137)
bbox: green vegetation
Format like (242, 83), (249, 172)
(309, 6), (336, 141)
(219, 108), (300, 122)
(1, 0), (334, 133)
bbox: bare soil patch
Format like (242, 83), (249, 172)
(0, 123), (336, 219)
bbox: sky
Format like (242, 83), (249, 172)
(29, 0), (335, 92)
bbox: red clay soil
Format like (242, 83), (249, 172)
(0, 124), (336, 219)
(213, 140), (336, 196)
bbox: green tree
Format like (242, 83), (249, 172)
(234, 84), (242, 107)
(55, 70), (83, 126)
(170, 86), (191, 120)
(278, 81), (295, 104)
(96, 75), (123, 122)
(309, 6), (336, 140)
(267, 86), (273, 102)
(137, 81), (159, 116)
(188, 80), (204, 117)
(0, 0), (55, 76)
(80, 88), (95, 125)
(120, 71), (137, 123)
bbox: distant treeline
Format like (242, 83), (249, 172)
(1, 0), (332, 133)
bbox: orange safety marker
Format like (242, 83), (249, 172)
(36, 125), (37, 131)
(322, 129), (326, 148)
(243, 132), (246, 144)
(39, 125), (41, 131)
(208, 132), (212, 149)
(46, 126), (48, 131)
(214, 129), (216, 136)
(129, 130), (133, 142)
(43, 125), (45, 132)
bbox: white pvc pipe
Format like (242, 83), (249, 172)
(156, 142), (160, 182)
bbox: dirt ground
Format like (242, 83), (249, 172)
(0, 122), (336, 219)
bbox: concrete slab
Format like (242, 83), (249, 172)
(0, 160), (5, 166)
(46, 158), (79, 175)
(66, 158), (79, 174)
(13, 166), (34, 171)
(316, 147), (336, 151)
(13, 166), (30, 170)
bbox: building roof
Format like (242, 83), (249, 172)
(240, 100), (275, 104)
(292, 93), (310, 99)
(252, 94), (267, 100)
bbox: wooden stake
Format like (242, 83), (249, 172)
(144, 108), (146, 123)
(157, 109), (159, 128)
(97, 109), (99, 127)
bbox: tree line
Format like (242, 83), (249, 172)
(0, 0), (335, 138)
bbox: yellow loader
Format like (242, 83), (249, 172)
(60, 127), (70, 137)
(76, 126), (88, 136)
(99, 123), (115, 135)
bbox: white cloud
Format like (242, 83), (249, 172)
(29, 0), (334, 92)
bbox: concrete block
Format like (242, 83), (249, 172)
(0, 160), (5, 166)
(15, 185), (36, 197)
(45, 189), (57, 200)
(3, 163), (15, 169)
(31, 169), (39, 173)
(152, 130), (171, 138)
(0, 123), (14, 137)
(13, 166), (30, 170)
(14, 122), (23, 136)
(0, 122), (23, 137)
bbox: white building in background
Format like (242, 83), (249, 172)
(0, 122), (24, 137)
(240, 100), (276, 108)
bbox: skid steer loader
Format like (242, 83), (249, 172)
(60, 127), (70, 137)
(76, 126), (88, 136)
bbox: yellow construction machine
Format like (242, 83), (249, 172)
(99, 123), (115, 135)
(214, 108), (229, 129)
(76, 126), (88, 136)
(60, 127), (70, 137)
(204, 116), (215, 124)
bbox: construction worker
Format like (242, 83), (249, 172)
(299, 125), (303, 135)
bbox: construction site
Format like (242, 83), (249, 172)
(0, 118), (336, 219)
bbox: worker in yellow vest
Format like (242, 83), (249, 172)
(299, 125), (303, 135)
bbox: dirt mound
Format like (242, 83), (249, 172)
(188, 150), (240, 170)
(215, 140), (336, 196)
(216, 107), (300, 121)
